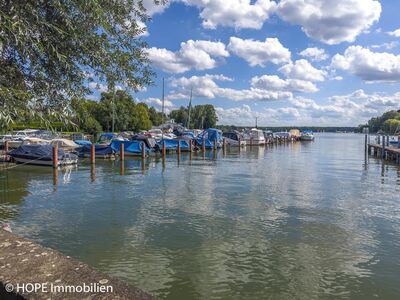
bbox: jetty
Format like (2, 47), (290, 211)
(0, 230), (156, 300)
(366, 135), (400, 164)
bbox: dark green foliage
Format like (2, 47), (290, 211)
(357, 110), (400, 134)
(169, 104), (218, 129)
(0, 0), (163, 129)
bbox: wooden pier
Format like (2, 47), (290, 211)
(366, 135), (400, 164)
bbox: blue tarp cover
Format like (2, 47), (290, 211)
(157, 139), (190, 150)
(74, 140), (92, 146)
(79, 144), (114, 156)
(110, 140), (149, 154)
(196, 128), (223, 148)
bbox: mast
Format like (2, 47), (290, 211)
(255, 116), (258, 129)
(112, 88), (115, 133)
(161, 78), (165, 140)
(187, 87), (192, 129)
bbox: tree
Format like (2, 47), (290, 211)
(169, 104), (218, 129)
(169, 106), (188, 125)
(0, 0), (164, 129)
(71, 98), (102, 135)
(148, 107), (165, 126)
(133, 103), (152, 131)
(383, 119), (400, 135)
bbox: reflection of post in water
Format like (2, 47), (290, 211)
(141, 157), (145, 173)
(52, 167), (58, 187)
(162, 155), (166, 170)
(120, 160), (124, 176)
(90, 165), (96, 182)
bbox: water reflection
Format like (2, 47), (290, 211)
(0, 134), (400, 299)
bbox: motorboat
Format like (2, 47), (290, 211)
(110, 140), (150, 156)
(300, 130), (315, 141)
(78, 144), (114, 158)
(9, 144), (78, 166)
(97, 133), (126, 145)
(244, 128), (265, 145)
(156, 139), (191, 152)
(222, 131), (246, 147)
(21, 137), (50, 145)
(196, 128), (223, 149)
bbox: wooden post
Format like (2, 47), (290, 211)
(52, 168), (58, 186)
(387, 135), (390, 147)
(90, 165), (96, 182)
(202, 139), (206, 152)
(189, 139), (193, 153)
(382, 136), (385, 159)
(141, 142), (145, 159)
(90, 144), (95, 164)
(213, 139), (216, 151)
(222, 138), (226, 151)
(52, 145), (58, 168)
(4, 140), (9, 152)
(162, 141), (166, 157)
(364, 134), (367, 154)
(120, 143), (125, 161)
(238, 138), (241, 152)
(177, 140), (181, 155)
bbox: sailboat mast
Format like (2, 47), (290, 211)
(187, 87), (192, 129)
(161, 78), (165, 140)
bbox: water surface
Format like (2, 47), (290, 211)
(1, 133), (400, 299)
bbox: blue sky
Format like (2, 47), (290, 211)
(90, 0), (400, 126)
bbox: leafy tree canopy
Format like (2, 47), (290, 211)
(0, 0), (164, 129)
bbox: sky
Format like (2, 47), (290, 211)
(90, 0), (400, 127)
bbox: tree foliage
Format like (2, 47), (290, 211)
(357, 110), (400, 133)
(0, 0), (163, 128)
(169, 104), (218, 129)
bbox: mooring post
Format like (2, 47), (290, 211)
(52, 145), (58, 168)
(177, 140), (181, 155)
(377, 135), (381, 145)
(90, 144), (95, 164)
(162, 141), (166, 157)
(90, 164), (96, 182)
(52, 168), (58, 186)
(4, 140), (9, 152)
(238, 138), (241, 152)
(120, 143), (124, 161)
(213, 139), (217, 151)
(222, 138), (226, 151)
(387, 135), (390, 147)
(141, 142), (145, 159)
(189, 139), (193, 153)
(364, 134), (367, 154)
(202, 139), (206, 152)
(382, 136), (386, 159)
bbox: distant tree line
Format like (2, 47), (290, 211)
(169, 105), (218, 129)
(357, 110), (400, 134)
(216, 125), (357, 133)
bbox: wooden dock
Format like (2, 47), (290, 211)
(368, 143), (400, 164)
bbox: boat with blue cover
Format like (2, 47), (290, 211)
(78, 144), (114, 158)
(157, 139), (191, 152)
(196, 128), (223, 149)
(9, 144), (78, 166)
(110, 140), (150, 156)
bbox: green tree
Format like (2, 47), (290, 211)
(0, 0), (164, 129)
(169, 106), (188, 125)
(148, 107), (165, 126)
(169, 104), (218, 129)
(133, 103), (152, 131)
(383, 119), (400, 135)
(71, 98), (102, 135)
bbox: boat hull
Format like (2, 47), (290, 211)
(12, 156), (78, 166)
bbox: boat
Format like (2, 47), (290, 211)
(244, 128), (265, 145)
(156, 139), (191, 152)
(78, 144), (114, 158)
(97, 133), (126, 146)
(196, 128), (223, 149)
(289, 129), (301, 139)
(274, 131), (290, 139)
(222, 131), (246, 147)
(50, 139), (80, 151)
(300, 130), (315, 141)
(110, 140), (150, 156)
(21, 137), (50, 145)
(9, 144), (78, 166)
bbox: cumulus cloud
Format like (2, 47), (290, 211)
(251, 75), (319, 93)
(299, 47), (329, 61)
(279, 59), (326, 82)
(142, 97), (175, 112)
(331, 45), (400, 82)
(228, 37), (291, 66)
(147, 40), (229, 73)
(387, 28), (400, 37)
(178, 0), (276, 30)
(276, 0), (381, 45)
(169, 74), (292, 101)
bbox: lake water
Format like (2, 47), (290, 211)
(1, 133), (400, 299)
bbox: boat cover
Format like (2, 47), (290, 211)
(110, 140), (150, 154)
(157, 139), (190, 150)
(78, 144), (114, 156)
(196, 128), (223, 148)
(74, 139), (92, 146)
(9, 144), (66, 161)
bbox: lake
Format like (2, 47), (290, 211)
(1, 133), (400, 299)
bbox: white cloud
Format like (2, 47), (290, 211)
(169, 74), (292, 101)
(387, 28), (400, 37)
(251, 75), (318, 93)
(178, 0), (276, 30)
(216, 89), (400, 126)
(89, 82), (108, 93)
(147, 40), (229, 73)
(276, 0), (381, 45)
(142, 97), (175, 113)
(143, 0), (170, 16)
(228, 37), (291, 67)
(279, 59), (326, 82)
(331, 45), (400, 83)
(370, 41), (399, 50)
(299, 47), (329, 62)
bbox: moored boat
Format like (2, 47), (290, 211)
(196, 128), (223, 149)
(244, 128), (265, 145)
(222, 131), (246, 147)
(300, 130), (315, 141)
(9, 144), (78, 166)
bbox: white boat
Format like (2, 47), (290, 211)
(50, 138), (79, 151)
(244, 128), (265, 145)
